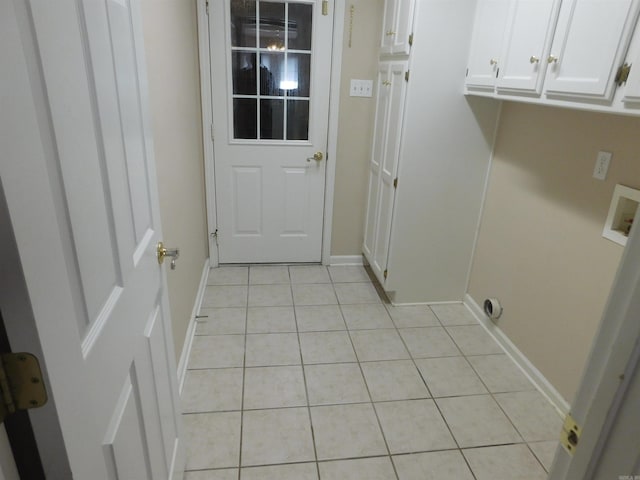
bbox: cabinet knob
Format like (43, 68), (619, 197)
(489, 58), (498, 66)
(529, 56), (539, 64)
(547, 55), (559, 64)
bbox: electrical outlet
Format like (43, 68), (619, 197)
(349, 79), (373, 97)
(593, 151), (612, 180)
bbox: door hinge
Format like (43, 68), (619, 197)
(466, 68), (469, 78)
(322, 0), (328, 15)
(211, 123), (215, 142)
(615, 62), (632, 86)
(211, 229), (218, 245)
(405, 70), (410, 82)
(0, 353), (47, 423)
(393, 177), (398, 189)
(408, 33), (414, 46)
(205, 0), (209, 15)
(383, 269), (388, 279)
(560, 413), (581, 455)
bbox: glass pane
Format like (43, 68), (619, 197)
(260, 99), (284, 139)
(288, 4), (312, 50)
(233, 99), (257, 139)
(259, 52), (285, 96)
(287, 100), (309, 140)
(231, 0), (256, 47)
(259, 2), (286, 50)
(232, 52), (257, 95)
(285, 53), (310, 97)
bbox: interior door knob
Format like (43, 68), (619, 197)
(157, 242), (180, 269)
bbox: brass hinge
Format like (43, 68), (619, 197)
(408, 33), (414, 46)
(405, 70), (410, 82)
(615, 63), (632, 86)
(393, 177), (398, 189)
(383, 269), (388, 279)
(0, 353), (47, 423)
(322, 0), (328, 15)
(560, 413), (581, 455)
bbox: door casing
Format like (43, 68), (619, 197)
(196, 0), (346, 266)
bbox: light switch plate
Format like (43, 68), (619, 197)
(593, 151), (612, 180)
(350, 79), (373, 97)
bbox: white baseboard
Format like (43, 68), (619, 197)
(329, 255), (364, 265)
(390, 300), (463, 307)
(464, 293), (570, 416)
(177, 258), (210, 394)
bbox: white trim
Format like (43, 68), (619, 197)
(390, 300), (462, 307)
(464, 293), (570, 415)
(329, 255), (363, 266)
(177, 258), (210, 393)
(196, 0), (218, 267)
(321, 0), (346, 265)
(464, 101), (503, 294)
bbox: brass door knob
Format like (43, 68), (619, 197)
(157, 242), (180, 269)
(306, 151), (324, 163)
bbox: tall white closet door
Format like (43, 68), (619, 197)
(363, 61), (408, 285)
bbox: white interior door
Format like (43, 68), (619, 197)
(1, 1), (182, 479)
(210, 0), (334, 263)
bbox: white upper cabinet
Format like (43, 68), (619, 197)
(496, 0), (561, 94)
(465, 0), (510, 90)
(380, 0), (415, 55)
(544, 0), (640, 100)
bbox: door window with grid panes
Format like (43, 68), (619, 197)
(230, 0), (312, 141)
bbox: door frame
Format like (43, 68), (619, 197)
(196, 0), (346, 266)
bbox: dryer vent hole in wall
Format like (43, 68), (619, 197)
(484, 297), (503, 320)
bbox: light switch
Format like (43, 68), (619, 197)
(350, 79), (373, 97)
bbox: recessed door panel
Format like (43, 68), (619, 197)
(232, 167), (263, 236)
(281, 167), (309, 236)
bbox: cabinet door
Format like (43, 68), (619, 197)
(380, 0), (415, 55)
(497, 0), (561, 94)
(465, 0), (510, 91)
(544, 0), (640, 100)
(380, 0), (396, 54)
(622, 29), (640, 102)
(363, 61), (408, 285)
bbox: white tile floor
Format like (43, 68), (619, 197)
(182, 265), (562, 480)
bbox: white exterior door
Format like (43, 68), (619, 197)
(210, 0), (334, 263)
(1, 1), (182, 479)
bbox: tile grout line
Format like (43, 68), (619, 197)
(386, 303), (480, 479)
(288, 266), (322, 479)
(236, 267), (250, 480)
(342, 294), (401, 480)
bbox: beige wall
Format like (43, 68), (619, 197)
(141, 1), (208, 360)
(468, 102), (640, 403)
(330, 0), (384, 256)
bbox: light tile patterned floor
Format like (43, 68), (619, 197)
(182, 265), (561, 480)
